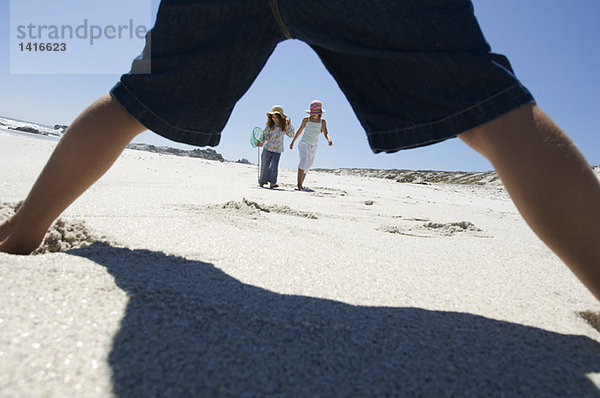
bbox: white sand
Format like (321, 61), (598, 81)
(1, 132), (599, 397)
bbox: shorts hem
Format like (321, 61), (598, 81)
(110, 82), (221, 147)
(367, 84), (535, 153)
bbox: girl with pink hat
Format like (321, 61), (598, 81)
(289, 100), (333, 191)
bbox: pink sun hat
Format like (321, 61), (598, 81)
(306, 100), (325, 114)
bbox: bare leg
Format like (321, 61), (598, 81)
(460, 103), (600, 300)
(0, 94), (146, 254)
(297, 169), (307, 190)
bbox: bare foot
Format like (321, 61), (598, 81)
(0, 216), (45, 255)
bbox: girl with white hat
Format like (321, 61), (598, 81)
(257, 105), (295, 189)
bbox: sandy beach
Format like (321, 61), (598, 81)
(1, 131), (600, 397)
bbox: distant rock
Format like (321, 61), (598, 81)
(236, 158), (251, 165)
(54, 124), (69, 133)
(189, 148), (224, 161)
(313, 168), (502, 186)
(126, 143), (225, 162)
(9, 126), (47, 135)
(317, 166), (600, 185)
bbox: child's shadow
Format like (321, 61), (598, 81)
(70, 243), (600, 397)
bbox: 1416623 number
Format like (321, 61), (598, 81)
(18, 42), (67, 52)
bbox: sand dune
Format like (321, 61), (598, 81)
(1, 132), (599, 397)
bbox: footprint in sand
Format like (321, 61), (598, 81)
(310, 186), (347, 197)
(174, 198), (319, 221)
(422, 221), (484, 236)
(216, 198), (319, 219)
(378, 221), (490, 238)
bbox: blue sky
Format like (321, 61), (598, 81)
(1, 1), (598, 171)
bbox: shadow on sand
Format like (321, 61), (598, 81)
(70, 243), (600, 397)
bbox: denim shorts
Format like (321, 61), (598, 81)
(110, 0), (534, 153)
